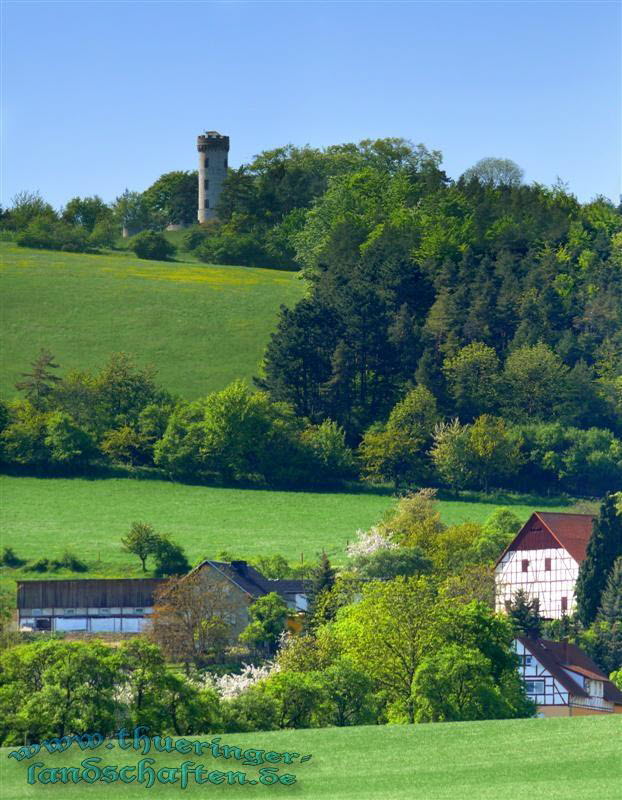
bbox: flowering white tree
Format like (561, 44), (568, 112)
(346, 526), (396, 559)
(197, 661), (280, 699)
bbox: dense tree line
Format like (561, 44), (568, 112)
(2, 350), (620, 494)
(259, 163), (621, 447)
(1, 172), (196, 257)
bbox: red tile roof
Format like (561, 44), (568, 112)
(534, 512), (595, 563)
(497, 512), (595, 565)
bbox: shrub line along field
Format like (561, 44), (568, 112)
(0, 242), (304, 401)
(1, 716), (620, 799)
(0, 474), (580, 591)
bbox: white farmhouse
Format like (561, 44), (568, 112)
(495, 512), (595, 619)
(515, 636), (622, 716)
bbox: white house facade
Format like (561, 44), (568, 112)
(515, 637), (622, 716)
(495, 512), (594, 619)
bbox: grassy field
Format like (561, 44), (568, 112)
(0, 474), (580, 591)
(0, 241), (304, 401)
(1, 716), (620, 799)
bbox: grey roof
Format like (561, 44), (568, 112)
(17, 563), (307, 611)
(17, 579), (165, 609)
(192, 561), (306, 601)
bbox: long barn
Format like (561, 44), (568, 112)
(17, 560), (308, 634)
(17, 578), (165, 633)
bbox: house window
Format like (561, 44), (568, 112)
(204, 178), (209, 190)
(525, 680), (545, 695)
(521, 559), (529, 572)
(545, 558), (551, 571)
(135, 608), (144, 614)
(224, 158), (228, 168)
(561, 597), (568, 612)
(204, 157), (209, 168)
(65, 609), (75, 614)
(205, 199), (209, 208)
(524, 655), (534, 666)
(586, 679), (604, 698)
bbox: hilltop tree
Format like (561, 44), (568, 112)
(6, 190), (57, 230)
(461, 157), (524, 188)
(62, 195), (111, 232)
(575, 494), (622, 625)
(15, 349), (62, 410)
(142, 171), (197, 226)
(113, 189), (153, 236)
(121, 521), (161, 572)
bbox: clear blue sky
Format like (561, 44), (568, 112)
(2, 0), (620, 209)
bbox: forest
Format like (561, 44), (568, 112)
(1, 139), (621, 495)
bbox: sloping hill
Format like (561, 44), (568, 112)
(0, 475), (580, 593)
(1, 716), (620, 799)
(0, 242), (304, 400)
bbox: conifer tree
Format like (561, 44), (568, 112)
(575, 494), (622, 625)
(597, 556), (622, 627)
(505, 589), (543, 639)
(15, 349), (61, 409)
(310, 552), (336, 597)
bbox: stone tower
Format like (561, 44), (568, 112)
(197, 131), (230, 223)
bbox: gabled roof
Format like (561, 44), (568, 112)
(194, 561), (306, 602)
(496, 512), (595, 565)
(534, 513), (595, 563)
(518, 636), (622, 704)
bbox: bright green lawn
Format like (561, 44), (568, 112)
(1, 716), (620, 799)
(0, 475), (579, 591)
(0, 242), (304, 401)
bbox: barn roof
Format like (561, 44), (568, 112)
(518, 637), (622, 704)
(186, 560), (307, 601)
(17, 563), (307, 611)
(496, 511), (595, 565)
(17, 578), (166, 609)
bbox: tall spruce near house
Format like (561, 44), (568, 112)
(197, 130), (229, 222)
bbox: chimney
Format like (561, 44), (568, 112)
(231, 560), (248, 576)
(561, 638), (569, 662)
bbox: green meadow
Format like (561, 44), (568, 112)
(0, 474), (580, 591)
(1, 716), (620, 799)
(0, 242), (304, 401)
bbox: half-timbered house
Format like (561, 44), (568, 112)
(495, 512), (595, 618)
(515, 636), (622, 716)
